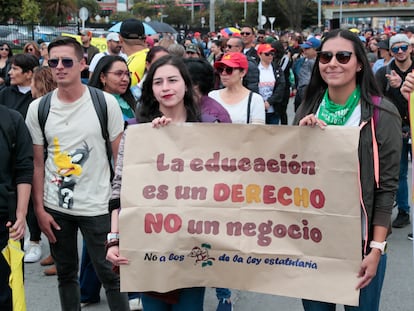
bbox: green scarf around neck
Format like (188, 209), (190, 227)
(317, 87), (361, 125)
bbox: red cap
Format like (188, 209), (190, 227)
(214, 52), (249, 71)
(257, 44), (275, 54)
(194, 32), (201, 37)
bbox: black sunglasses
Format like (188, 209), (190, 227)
(317, 51), (353, 64)
(0, 47), (9, 51)
(391, 44), (409, 54)
(48, 58), (75, 68)
(217, 66), (239, 75)
(240, 32), (251, 36)
(263, 52), (274, 57)
(226, 44), (239, 49)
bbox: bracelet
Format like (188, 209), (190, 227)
(105, 239), (119, 251)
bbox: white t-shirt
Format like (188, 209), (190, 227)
(258, 62), (276, 113)
(208, 90), (265, 124)
(25, 88), (124, 216)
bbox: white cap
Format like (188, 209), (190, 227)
(106, 32), (120, 42)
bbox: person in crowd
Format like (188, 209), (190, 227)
(257, 43), (286, 124)
(0, 53), (42, 263)
(30, 66), (58, 275)
(25, 36), (129, 311)
(79, 30), (99, 84)
(167, 43), (185, 58)
(0, 104), (33, 311)
(83, 55), (141, 310)
(209, 52), (265, 124)
(372, 39), (392, 74)
(119, 18), (149, 89)
(89, 32), (126, 77)
(272, 40), (292, 124)
(106, 55), (205, 311)
(240, 26), (258, 63)
(375, 34), (413, 229)
(23, 41), (41, 60)
(208, 39), (224, 66)
(0, 42), (12, 90)
(294, 29), (401, 311)
(185, 44), (202, 59)
(400, 71), (414, 240)
(293, 37), (320, 111)
(39, 42), (50, 67)
(221, 37), (259, 93)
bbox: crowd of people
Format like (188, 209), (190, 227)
(0, 17), (413, 311)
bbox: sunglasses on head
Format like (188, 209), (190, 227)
(391, 44), (409, 54)
(0, 47), (9, 51)
(317, 51), (353, 64)
(48, 58), (75, 68)
(240, 32), (251, 36)
(217, 66), (239, 75)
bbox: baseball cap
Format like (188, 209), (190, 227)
(106, 32), (119, 42)
(120, 19), (145, 39)
(186, 44), (198, 53)
(300, 37), (321, 49)
(78, 30), (92, 37)
(214, 52), (249, 71)
(377, 39), (389, 50)
(257, 44), (275, 54)
(194, 32), (201, 37)
(389, 34), (410, 48)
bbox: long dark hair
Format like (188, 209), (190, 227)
(88, 55), (136, 111)
(138, 55), (200, 123)
(0, 42), (13, 57)
(304, 29), (381, 106)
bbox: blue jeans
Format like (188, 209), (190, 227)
(0, 215), (12, 311)
(266, 112), (280, 125)
(142, 287), (205, 311)
(396, 139), (410, 213)
(47, 208), (129, 311)
(216, 288), (231, 300)
(302, 254), (387, 311)
(80, 241), (101, 303)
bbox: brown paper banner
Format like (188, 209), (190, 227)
(120, 123), (361, 306)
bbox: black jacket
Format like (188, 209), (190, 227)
(0, 85), (33, 118)
(0, 105), (33, 214)
(265, 64), (286, 114)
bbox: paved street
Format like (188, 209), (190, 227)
(24, 100), (414, 310)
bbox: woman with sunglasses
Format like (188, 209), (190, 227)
(106, 55), (205, 311)
(0, 42), (12, 90)
(293, 29), (401, 311)
(23, 41), (41, 61)
(209, 52), (265, 124)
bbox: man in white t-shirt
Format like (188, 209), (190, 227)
(25, 36), (129, 310)
(88, 32), (127, 77)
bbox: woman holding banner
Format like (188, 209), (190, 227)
(293, 29), (401, 311)
(106, 55), (205, 311)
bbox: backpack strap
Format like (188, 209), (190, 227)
(246, 91), (253, 124)
(38, 91), (53, 148)
(371, 95), (381, 188)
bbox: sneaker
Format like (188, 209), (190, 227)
(129, 298), (143, 311)
(392, 211), (411, 228)
(24, 242), (42, 263)
(216, 298), (233, 311)
(408, 233), (413, 241)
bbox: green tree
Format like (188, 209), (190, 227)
(77, 0), (100, 20)
(164, 5), (190, 28)
(0, 0), (22, 23)
(131, 1), (157, 20)
(21, 0), (40, 24)
(40, 0), (77, 24)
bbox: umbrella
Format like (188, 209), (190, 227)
(108, 21), (156, 35)
(2, 238), (26, 311)
(146, 21), (177, 34)
(220, 27), (241, 38)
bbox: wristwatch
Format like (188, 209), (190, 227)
(369, 241), (387, 255)
(107, 232), (119, 242)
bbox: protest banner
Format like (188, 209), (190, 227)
(119, 123), (361, 306)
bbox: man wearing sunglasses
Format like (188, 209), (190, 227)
(25, 36), (129, 310)
(240, 26), (259, 64)
(375, 34), (413, 230)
